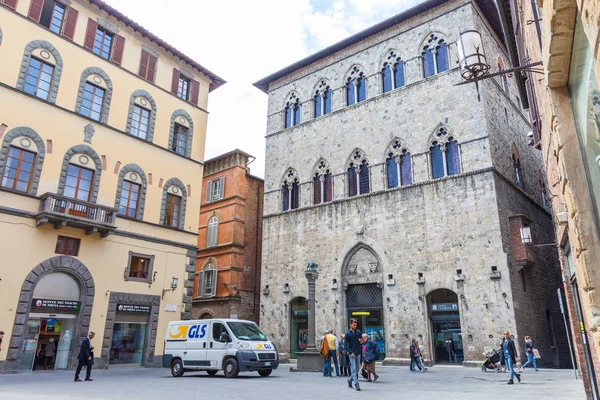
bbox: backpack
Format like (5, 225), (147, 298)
(320, 334), (329, 358)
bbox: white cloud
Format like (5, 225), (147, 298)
(102, 0), (423, 178)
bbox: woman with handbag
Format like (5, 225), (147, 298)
(521, 336), (540, 371)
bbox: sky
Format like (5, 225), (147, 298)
(103, 0), (423, 178)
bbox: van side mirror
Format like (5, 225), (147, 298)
(220, 332), (231, 342)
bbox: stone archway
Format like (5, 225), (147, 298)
(427, 288), (462, 365)
(5, 256), (95, 371)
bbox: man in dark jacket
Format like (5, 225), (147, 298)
(501, 331), (521, 385)
(74, 331), (95, 382)
(344, 318), (362, 391)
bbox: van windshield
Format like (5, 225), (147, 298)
(226, 322), (268, 341)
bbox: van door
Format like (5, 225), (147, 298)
(184, 322), (209, 369)
(206, 321), (231, 368)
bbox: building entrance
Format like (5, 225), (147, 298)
(346, 284), (385, 360)
(428, 289), (463, 365)
(20, 272), (82, 371)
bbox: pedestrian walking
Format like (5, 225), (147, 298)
(0, 331), (4, 352)
(409, 338), (425, 372)
(74, 331), (95, 382)
(362, 334), (380, 382)
(521, 336), (540, 371)
(318, 329), (329, 374)
(324, 329), (340, 377)
(501, 331), (521, 385)
(44, 339), (56, 370)
(338, 333), (349, 376)
(344, 318), (362, 391)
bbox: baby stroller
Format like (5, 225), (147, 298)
(481, 349), (503, 372)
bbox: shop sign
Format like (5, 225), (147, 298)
(32, 298), (81, 310)
(430, 303), (458, 312)
(117, 304), (151, 313)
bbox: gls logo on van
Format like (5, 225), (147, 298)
(168, 324), (207, 340)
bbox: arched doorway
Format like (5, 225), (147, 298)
(342, 243), (385, 360)
(290, 297), (308, 359)
(199, 313), (213, 319)
(8, 256), (95, 372)
(427, 289), (463, 364)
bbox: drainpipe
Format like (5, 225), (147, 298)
(252, 180), (261, 320)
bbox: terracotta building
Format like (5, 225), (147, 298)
(193, 149), (263, 323)
(0, 0), (224, 372)
(503, 0), (600, 397)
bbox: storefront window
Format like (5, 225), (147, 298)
(290, 297), (308, 358)
(569, 12), (600, 233)
(110, 323), (146, 365)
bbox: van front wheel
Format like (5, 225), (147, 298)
(223, 358), (239, 378)
(171, 359), (184, 377)
(258, 369), (272, 377)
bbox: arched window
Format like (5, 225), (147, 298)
(207, 216), (218, 247)
(17, 40), (63, 103)
(346, 66), (366, 105)
(57, 145), (102, 203)
(314, 81), (331, 118)
(429, 125), (460, 178)
(282, 168), (299, 211)
(431, 142), (445, 179)
(385, 139), (412, 188)
(422, 34), (449, 78)
(126, 90), (157, 142)
(284, 93), (301, 128)
(512, 144), (523, 189)
(347, 150), (369, 196)
(160, 178), (187, 229)
(313, 159), (333, 204)
(200, 263), (217, 298)
(0, 127), (46, 195)
(169, 110), (194, 157)
(114, 164), (147, 220)
(446, 138), (460, 176)
(382, 51), (405, 93)
(74, 67), (112, 124)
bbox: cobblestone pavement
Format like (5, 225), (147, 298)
(0, 364), (585, 400)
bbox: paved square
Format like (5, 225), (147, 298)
(0, 364), (585, 399)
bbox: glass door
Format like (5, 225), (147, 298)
(348, 309), (385, 360)
(20, 319), (41, 370)
(56, 319), (75, 369)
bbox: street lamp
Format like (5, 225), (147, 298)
(454, 28), (543, 101)
(162, 276), (178, 299)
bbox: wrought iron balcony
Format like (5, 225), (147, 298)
(36, 193), (117, 237)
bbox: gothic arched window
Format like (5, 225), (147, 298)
(282, 169), (299, 211)
(386, 139), (412, 188)
(422, 34), (449, 78)
(429, 125), (461, 179)
(512, 143), (523, 189)
(382, 52), (405, 93)
(284, 93), (301, 128)
(347, 150), (369, 196)
(346, 66), (366, 105)
(313, 159), (333, 204)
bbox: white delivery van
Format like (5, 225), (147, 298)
(162, 319), (279, 378)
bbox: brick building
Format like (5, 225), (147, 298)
(193, 149), (263, 323)
(503, 0), (600, 397)
(253, 0), (571, 367)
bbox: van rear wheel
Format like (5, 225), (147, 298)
(258, 369), (272, 377)
(223, 358), (239, 378)
(171, 359), (184, 377)
(207, 370), (218, 376)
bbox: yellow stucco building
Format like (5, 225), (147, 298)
(0, 0), (224, 371)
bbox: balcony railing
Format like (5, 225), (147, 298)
(36, 193), (117, 237)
